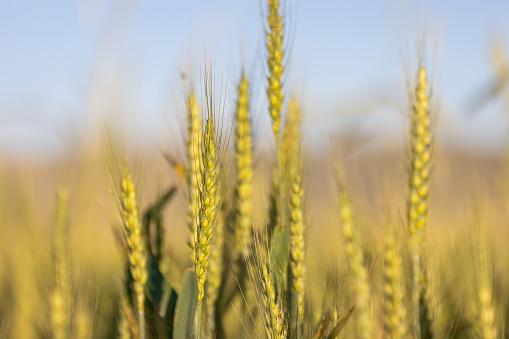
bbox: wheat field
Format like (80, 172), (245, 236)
(1, 1), (509, 339)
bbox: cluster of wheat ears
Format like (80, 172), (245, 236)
(0, 1), (506, 339)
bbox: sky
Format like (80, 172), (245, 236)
(0, 0), (509, 159)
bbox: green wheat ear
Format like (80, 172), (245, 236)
(120, 163), (148, 339)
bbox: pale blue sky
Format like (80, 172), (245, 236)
(0, 0), (508, 158)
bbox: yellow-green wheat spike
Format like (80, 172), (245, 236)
(234, 74), (254, 261)
(289, 159), (306, 326)
(383, 229), (407, 339)
(408, 67), (432, 237)
(262, 264), (287, 339)
(186, 91), (203, 263)
(206, 197), (224, 335)
(407, 66), (434, 337)
(267, 170), (281, 234)
(74, 306), (92, 339)
(282, 98), (302, 176)
(266, 0), (285, 230)
(120, 164), (148, 339)
(51, 188), (71, 339)
(335, 165), (373, 339)
(195, 103), (221, 304)
(478, 283), (496, 339)
(11, 237), (38, 339)
(117, 308), (132, 339)
(282, 98), (302, 229)
(266, 0), (284, 140)
(475, 221), (496, 339)
(195, 110), (220, 339)
(117, 290), (133, 339)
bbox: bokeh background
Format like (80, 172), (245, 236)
(1, 0), (509, 158)
(1, 1), (509, 338)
